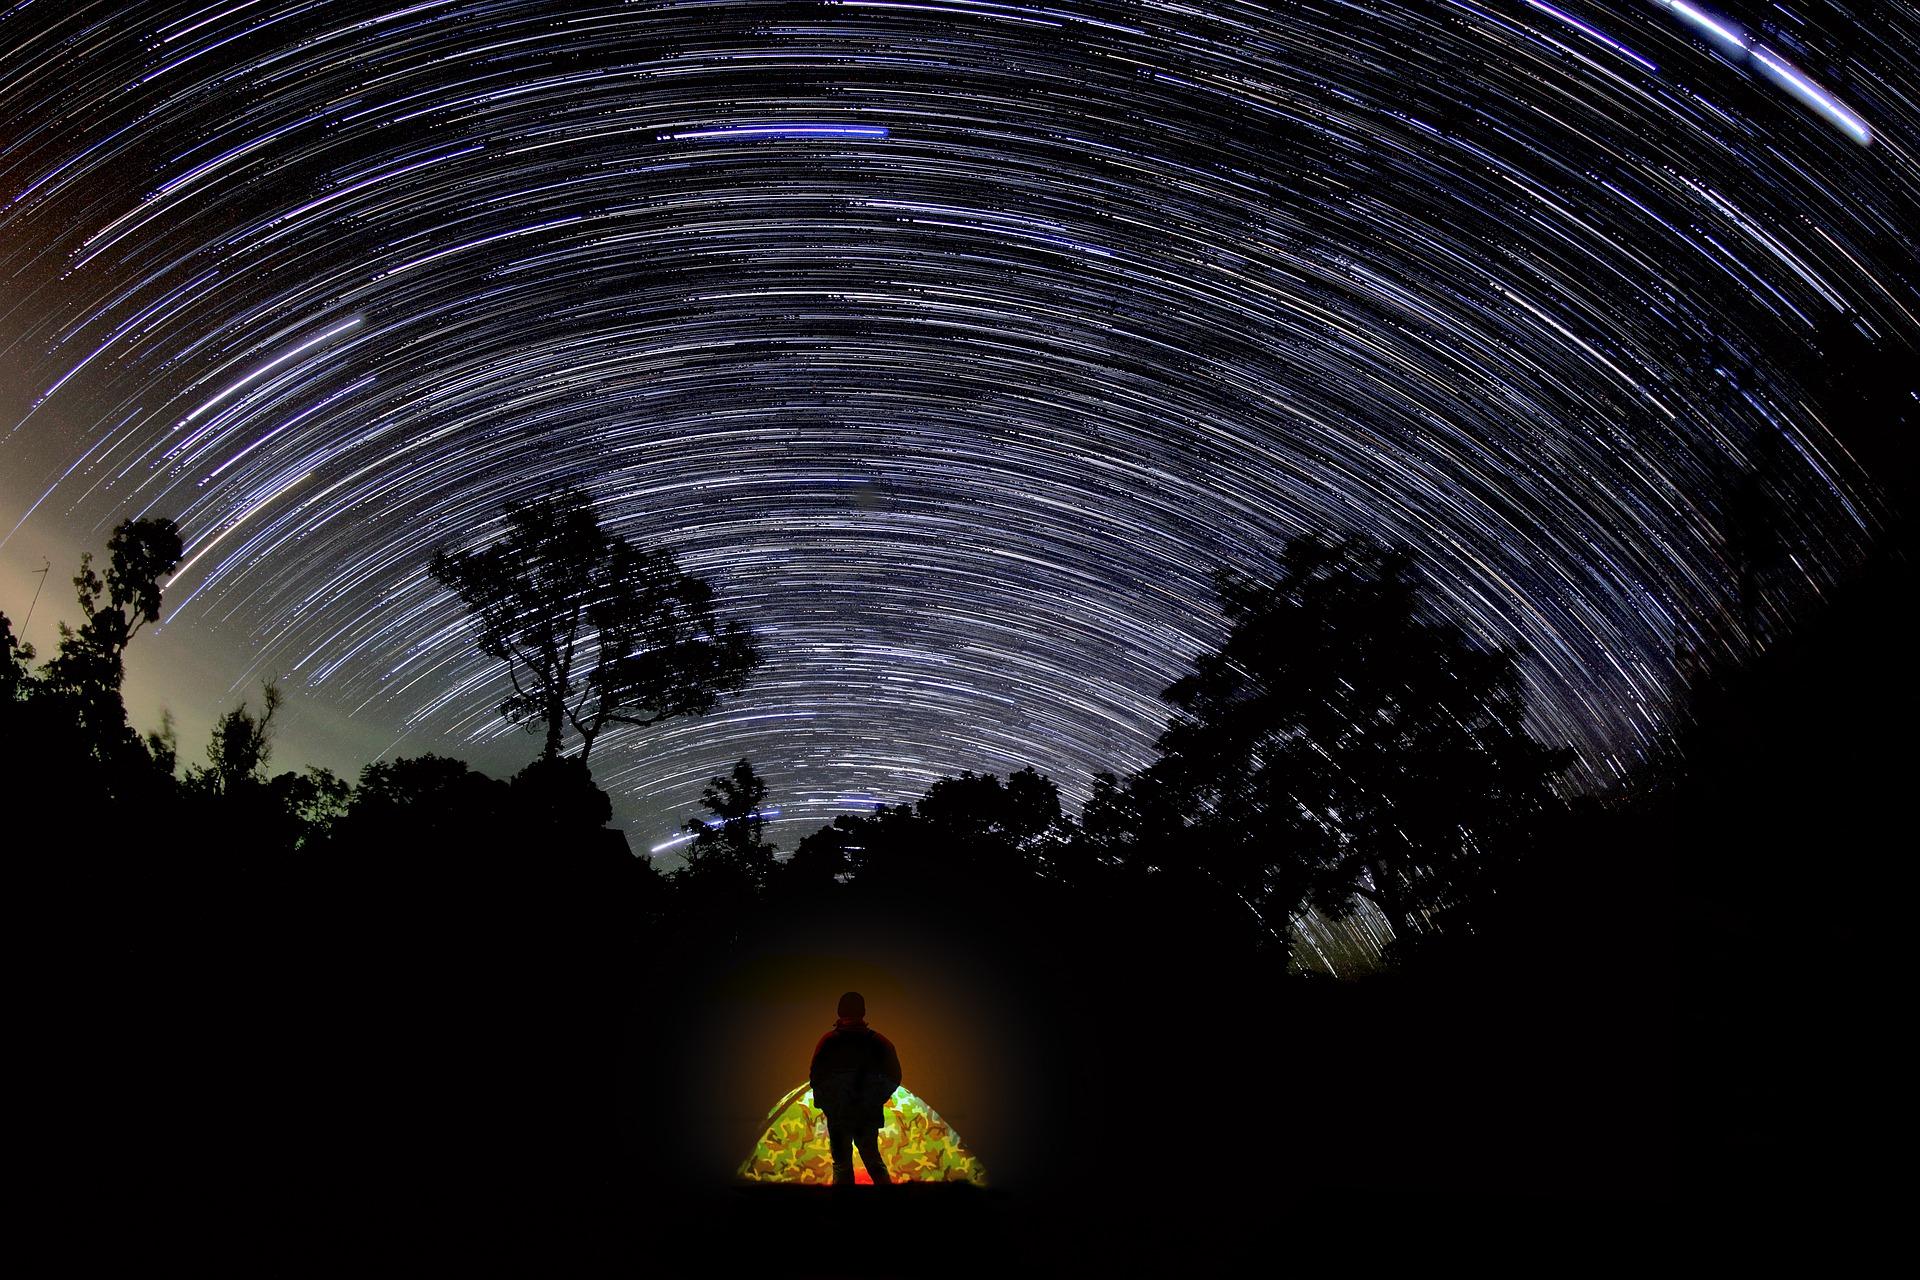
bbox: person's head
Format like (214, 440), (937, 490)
(837, 991), (866, 1020)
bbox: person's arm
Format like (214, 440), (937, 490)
(878, 1032), (903, 1094)
(809, 1031), (831, 1095)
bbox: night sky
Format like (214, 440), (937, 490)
(2, 0), (1911, 857)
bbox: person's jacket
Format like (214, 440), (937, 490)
(809, 1018), (902, 1129)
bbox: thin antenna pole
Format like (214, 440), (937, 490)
(20, 558), (50, 635)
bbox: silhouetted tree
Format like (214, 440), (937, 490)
(34, 517), (183, 768)
(187, 682), (283, 796)
(0, 611), (30, 703)
(917, 767), (1063, 847)
(266, 767), (350, 850)
(911, 766), (1066, 883)
(144, 709), (180, 778)
(828, 801), (924, 888)
(1055, 767), (1174, 886)
(41, 517), (181, 690)
(179, 682), (347, 861)
(1049, 763), (1266, 959)
(2, 515), (200, 1099)
(428, 487), (758, 764)
(674, 758), (777, 900)
(2, 517), (184, 835)
(779, 819), (855, 894)
(509, 753), (614, 832)
(1143, 534), (1571, 962)
(797, 767), (1067, 898)
(333, 753), (512, 845)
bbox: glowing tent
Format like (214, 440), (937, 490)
(737, 1082), (989, 1185)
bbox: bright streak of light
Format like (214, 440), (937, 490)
(1654, 0), (1872, 144)
(181, 317), (362, 426)
(168, 468), (314, 589)
(1750, 47), (1873, 146)
(661, 124), (891, 141)
(1523, 0), (1659, 73)
(650, 807), (784, 854)
(1663, 0), (1747, 52)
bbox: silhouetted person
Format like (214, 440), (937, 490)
(809, 992), (903, 1186)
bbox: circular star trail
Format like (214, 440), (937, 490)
(2, 0), (1913, 853)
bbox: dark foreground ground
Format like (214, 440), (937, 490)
(24, 803), (1885, 1270)
(632, 1180), (1694, 1277)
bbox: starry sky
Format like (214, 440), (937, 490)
(1, 0), (1911, 859)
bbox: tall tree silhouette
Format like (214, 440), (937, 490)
(332, 754), (511, 848)
(178, 682), (347, 857)
(1054, 768), (1177, 886)
(1, 516), (184, 901)
(674, 758), (777, 900)
(429, 487), (757, 764)
(37, 516), (183, 764)
(907, 766), (1066, 884)
(1146, 534), (1571, 961)
(188, 682), (283, 795)
(0, 611), (29, 704)
(780, 819), (855, 894)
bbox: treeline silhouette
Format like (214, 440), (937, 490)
(659, 534), (1572, 973)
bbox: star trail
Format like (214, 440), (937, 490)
(1, 0), (1912, 855)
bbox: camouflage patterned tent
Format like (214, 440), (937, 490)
(737, 1082), (989, 1185)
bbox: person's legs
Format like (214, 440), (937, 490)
(826, 1114), (856, 1185)
(854, 1129), (891, 1186)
